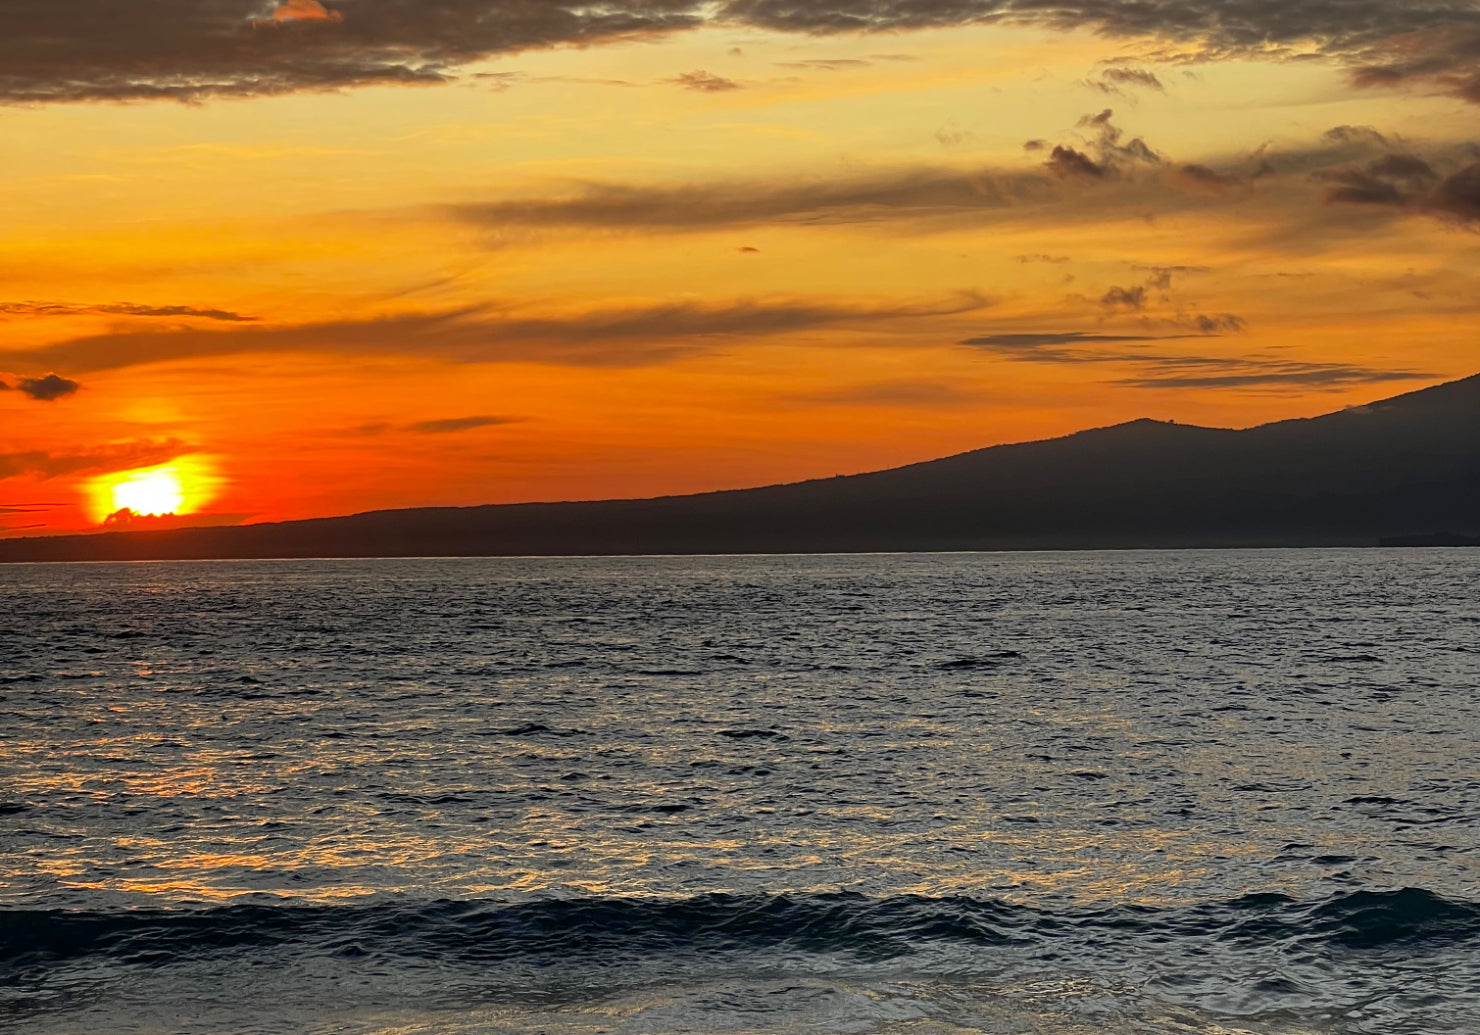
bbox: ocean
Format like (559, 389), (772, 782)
(2, 550), (1478, 1034)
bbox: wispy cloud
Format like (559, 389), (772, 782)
(797, 379), (982, 407)
(10, 293), (994, 374)
(0, 301), (254, 321)
(669, 70), (742, 91)
(0, 440), (194, 482)
(448, 167), (1049, 231)
(960, 329), (1430, 390)
(1113, 362), (1437, 390)
(1088, 67), (1164, 94)
(776, 58), (873, 70)
(405, 415), (521, 434)
(962, 331), (1166, 349)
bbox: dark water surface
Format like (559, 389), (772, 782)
(2, 551), (1478, 1034)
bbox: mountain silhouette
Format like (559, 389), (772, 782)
(4, 374), (1478, 561)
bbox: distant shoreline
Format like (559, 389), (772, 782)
(3, 541), (1478, 565)
(4, 373), (1477, 564)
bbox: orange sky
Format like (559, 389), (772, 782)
(3, 3), (1479, 535)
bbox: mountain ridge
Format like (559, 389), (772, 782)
(3, 374), (1477, 561)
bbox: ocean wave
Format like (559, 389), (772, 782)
(7, 887), (1477, 973)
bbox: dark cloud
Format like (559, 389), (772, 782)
(722, 0), (1479, 48)
(1319, 155), (1480, 222)
(1089, 67), (1164, 93)
(14, 374), (82, 401)
(1349, 28), (1480, 106)
(12, 294), (994, 373)
(1189, 313), (1246, 334)
(0, 0), (709, 104)
(1046, 145), (1107, 180)
(5, 0), (1480, 106)
(1100, 285), (1147, 310)
(1045, 110), (1159, 180)
(1366, 153), (1438, 182)
(0, 301), (252, 321)
(1314, 148), (1435, 207)
(1320, 168), (1407, 206)
(1173, 163), (1245, 194)
(726, 0), (1480, 110)
(406, 415), (520, 433)
(1083, 110), (1160, 167)
(1431, 162), (1480, 221)
(1016, 253), (1071, 263)
(669, 69), (742, 91)
(0, 439), (193, 481)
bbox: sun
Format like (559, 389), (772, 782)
(87, 458), (221, 525)
(111, 467), (186, 517)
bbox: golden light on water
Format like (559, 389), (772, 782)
(88, 457), (222, 525)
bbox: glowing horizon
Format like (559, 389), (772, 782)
(2, 4), (1478, 535)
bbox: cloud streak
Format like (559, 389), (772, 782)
(405, 415), (520, 434)
(449, 166), (1048, 230)
(7, 293), (993, 374)
(1112, 362), (1438, 390)
(961, 331), (1166, 348)
(798, 378), (982, 406)
(959, 328), (1431, 390)
(669, 70), (742, 91)
(441, 119), (1480, 243)
(0, 439), (194, 482)
(0, 301), (253, 321)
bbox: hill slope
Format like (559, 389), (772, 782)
(4, 375), (1478, 561)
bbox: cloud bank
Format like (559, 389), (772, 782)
(5, 1), (1479, 105)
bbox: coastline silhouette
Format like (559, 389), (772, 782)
(3, 372), (1477, 562)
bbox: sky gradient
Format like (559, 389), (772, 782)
(3, 0), (1479, 534)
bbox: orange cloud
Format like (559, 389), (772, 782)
(269, 0), (341, 23)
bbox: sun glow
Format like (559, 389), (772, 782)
(88, 458), (222, 525)
(112, 467), (185, 516)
